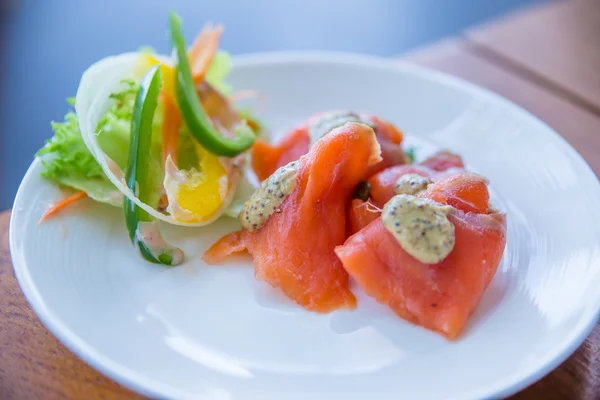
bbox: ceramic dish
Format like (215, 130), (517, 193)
(10, 52), (600, 400)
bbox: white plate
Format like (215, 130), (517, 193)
(10, 52), (600, 400)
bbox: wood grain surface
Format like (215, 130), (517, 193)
(0, 212), (141, 399)
(403, 39), (600, 176)
(467, 0), (600, 114)
(2, 2), (600, 399)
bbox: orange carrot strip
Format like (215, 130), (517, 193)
(39, 191), (87, 222)
(188, 23), (223, 85)
(188, 23), (213, 61)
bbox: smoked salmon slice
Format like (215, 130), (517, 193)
(422, 173), (490, 214)
(204, 122), (382, 312)
(350, 150), (467, 234)
(420, 150), (465, 172)
(347, 198), (381, 236)
(251, 111), (406, 182)
(368, 164), (436, 208)
(251, 125), (310, 182)
(367, 150), (465, 207)
(335, 174), (506, 339)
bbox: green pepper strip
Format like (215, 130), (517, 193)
(124, 65), (184, 266)
(169, 12), (255, 157)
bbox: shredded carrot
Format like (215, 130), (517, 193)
(188, 23), (223, 85)
(188, 23), (213, 61)
(39, 191), (87, 222)
(162, 98), (182, 166)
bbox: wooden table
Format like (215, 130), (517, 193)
(2, 1), (599, 398)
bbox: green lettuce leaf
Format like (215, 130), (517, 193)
(37, 81), (165, 208)
(206, 50), (232, 96)
(36, 99), (121, 205)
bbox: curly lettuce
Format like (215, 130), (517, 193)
(37, 77), (170, 210)
(206, 51), (232, 96)
(36, 98), (122, 205)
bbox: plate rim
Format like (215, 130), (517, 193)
(9, 50), (600, 400)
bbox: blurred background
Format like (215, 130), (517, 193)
(0, 0), (551, 210)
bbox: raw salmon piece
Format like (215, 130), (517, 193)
(365, 115), (407, 177)
(204, 231), (246, 261)
(368, 164), (435, 208)
(367, 150), (466, 208)
(250, 112), (406, 182)
(251, 126), (310, 182)
(420, 150), (465, 172)
(335, 172), (506, 339)
(205, 122), (382, 312)
(335, 211), (506, 340)
(347, 198), (381, 236)
(423, 173), (490, 214)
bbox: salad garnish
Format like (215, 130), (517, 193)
(36, 12), (262, 261)
(34, 13), (508, 340)
(39, 190), (88, 222)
